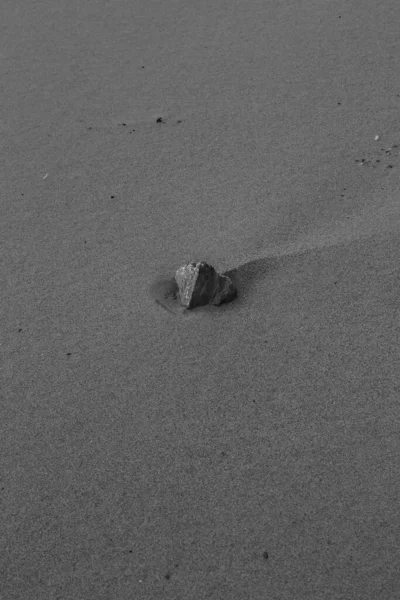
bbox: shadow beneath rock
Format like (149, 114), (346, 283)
(148, 276), (187, 317)
(149, 255), (280, 318)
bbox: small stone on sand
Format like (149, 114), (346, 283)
(175, 261), (237, 309)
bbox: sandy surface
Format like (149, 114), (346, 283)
(1, 1), (400, 598)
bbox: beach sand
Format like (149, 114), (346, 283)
(1, 1), (400, 598)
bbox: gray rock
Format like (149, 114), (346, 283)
(175, 261), (237, 309)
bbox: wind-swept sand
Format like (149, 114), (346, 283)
(1, 1), (400, 598)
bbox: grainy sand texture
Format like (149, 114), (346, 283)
(1, 1), (400, 598)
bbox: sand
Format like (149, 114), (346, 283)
(1, 1), (400, 598)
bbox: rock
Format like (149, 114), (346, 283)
(175, 261), (237, 309)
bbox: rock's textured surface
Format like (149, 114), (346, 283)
(175, 261), (237, 309)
